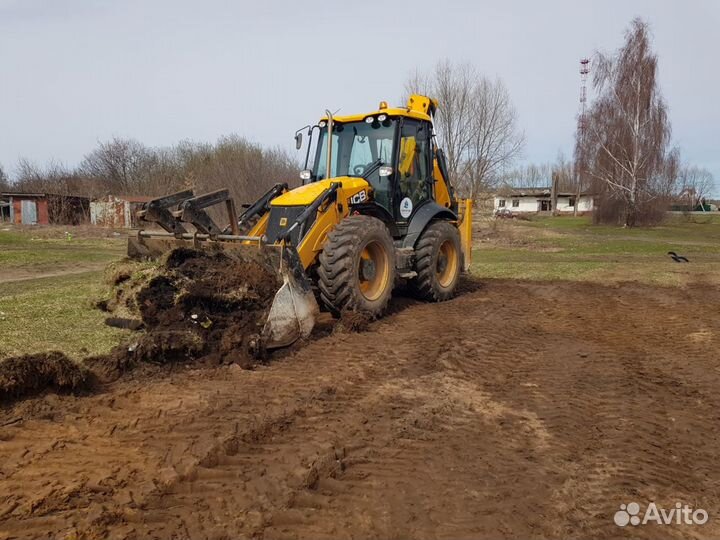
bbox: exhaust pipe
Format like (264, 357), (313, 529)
(325, 109), (334, 179)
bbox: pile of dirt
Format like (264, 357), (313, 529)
(96, 258), (162, 320)
(99, 247), (282, 373)
(0, 352), (92, 403)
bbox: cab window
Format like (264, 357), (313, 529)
(348, 134), (373, 174)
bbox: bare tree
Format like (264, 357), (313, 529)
(405, 60), (524, 200)
(572, 126), (592, 218)
(405, 62), (476, 182)
(677, 165), (715, 211)
(548, 152), (575, 191)
(463, 77), (525, 199)
(170, 135), (297, 204)
(0, 164), (10, 191)
(79, 137), (156, 195)
(8, 134), (297, 212)
(15, 158), (56, 191)
(500, 163), (552, 189)
(579, 18), (676, 227)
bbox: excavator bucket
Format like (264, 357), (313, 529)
(128, 189), (319, 352)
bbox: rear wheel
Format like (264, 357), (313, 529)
(410, 220), (461, 301)
(318, 215), (395, 316)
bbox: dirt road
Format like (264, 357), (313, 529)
(1, 279), (719, 539)
(0, 263), (110, 284)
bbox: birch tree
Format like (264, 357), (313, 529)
(580, 18), (676, 226)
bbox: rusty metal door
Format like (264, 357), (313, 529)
(21, 200), (37, 224)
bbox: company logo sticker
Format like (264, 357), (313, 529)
(400, 197), (413, 218)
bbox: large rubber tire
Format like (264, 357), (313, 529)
(318, 215), (396, 316)
(410, 220), (462, 302)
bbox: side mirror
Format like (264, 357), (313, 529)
(294, 132), (303, 150)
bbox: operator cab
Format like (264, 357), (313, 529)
(295, 99), (437, 226)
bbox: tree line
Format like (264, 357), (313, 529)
(407, 33), (715, 225)
(0, 135), (298, 206)
(2, 36), (714, 227)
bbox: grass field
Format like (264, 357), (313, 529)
(0, 229), (124, 273)
(1, 215), (718, 360)
(471, 214), (720, 286)
(0, 227), (128, 358)
(0, 272), (129, 358)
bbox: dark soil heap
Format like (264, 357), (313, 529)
(0, 352), (92, 403)
(107, 247), (282, 371)
(0, 248), (282, 404)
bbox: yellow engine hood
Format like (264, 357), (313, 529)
(271, 177), (371, 206)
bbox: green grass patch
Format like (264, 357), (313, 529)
(473, 259), (607, 281)
(0, 271), (129, 359)
(472, 216), (720, 286)
(0, 231), (124, 270)
(516, 215), (720, 243)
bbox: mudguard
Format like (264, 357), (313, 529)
(401, 201), (457, 249)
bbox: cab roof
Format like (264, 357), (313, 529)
(321, 94), (438, 124)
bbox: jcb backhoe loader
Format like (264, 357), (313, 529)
(129, 95), (473, 352)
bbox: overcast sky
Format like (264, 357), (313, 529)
(1, 0), (717, 194)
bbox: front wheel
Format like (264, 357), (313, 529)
(409, 221), (462, 301)
(317, 215), (396, 316)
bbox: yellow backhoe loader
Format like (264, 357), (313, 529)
(129, 95), (472, 353)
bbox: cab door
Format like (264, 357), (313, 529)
(395, 119), (433, 223)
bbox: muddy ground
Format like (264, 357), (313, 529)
(1, 278), (719, 539)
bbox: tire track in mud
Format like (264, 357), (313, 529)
(461, 282), (720, 540)
(1, 279), (719, 539)
(136, 309), (460, 539)
(131, 291), (571, 540)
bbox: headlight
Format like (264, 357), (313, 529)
(378, 114), (387, 122)
(365, 116), (374, 124)
(319, 121), (327, 128)
(299, 169), (312, 181)
(379, 166), (393, 177)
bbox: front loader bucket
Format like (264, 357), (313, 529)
(261, 247), (319, 349)
(129, 230), (319, 352)
(128, 187), (319, 352)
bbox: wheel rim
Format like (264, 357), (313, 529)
(359, 240), (390, 301)
(436, 239), (459, 288)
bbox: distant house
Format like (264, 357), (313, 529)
(0, 192), (90, 225)
(494, 187), (594, 214)
(90, 195), (155, 228)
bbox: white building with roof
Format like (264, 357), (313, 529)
(494, 188), (594, 214)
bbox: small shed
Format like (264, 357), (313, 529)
(90, 195), (154, 228)
(0, 192), (90, 225)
